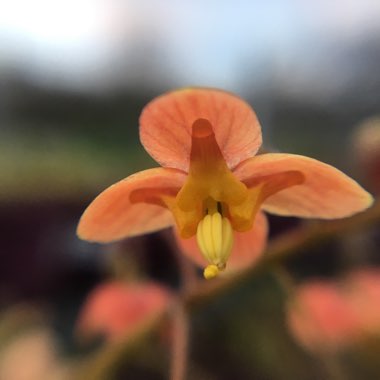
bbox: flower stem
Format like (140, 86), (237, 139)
(166, 227), (194, 380)
(272, 264), (296, 298)
(170, 301), (190, 380)
(319, 353), (348, 380)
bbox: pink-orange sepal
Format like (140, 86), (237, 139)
(77, 168), (186, 242)
(234, 153), (373, 219)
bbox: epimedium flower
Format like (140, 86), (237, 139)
(77, 88), (373, 279)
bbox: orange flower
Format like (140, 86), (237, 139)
(77, 88), (373, 279)
(76, 281), (172, 342)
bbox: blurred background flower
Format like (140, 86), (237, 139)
(76, 281), (172, 342)
(286, 280), (360, 353)
(352, 117), (380, 195)
(287, 268), (380, 353)
(0, 305), (71, 380)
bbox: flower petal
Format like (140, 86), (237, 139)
(76, 281), (172, 342)
(140, 88), (262, 171)
(175, 211), (268, 273)
(287, 281), (361, 352)
(77, 168), (186, 242)
(345, 269), (380, 334)
(233, 153), (373, 219)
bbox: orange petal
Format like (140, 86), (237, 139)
(77, 168), (186, 242)
(228, 170), (304, 232)
(76, 281), (172, 342)
(175, 211), (268, 274)
(140, 88), (262, 172)
(233, 153), (373, 219)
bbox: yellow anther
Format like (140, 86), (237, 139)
(196, 203), (234, 279)
(204, 265), (220, 279)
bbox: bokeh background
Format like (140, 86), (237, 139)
(1, 1), (380, 379)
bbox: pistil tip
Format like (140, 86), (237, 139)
(204, 264), (220, 280)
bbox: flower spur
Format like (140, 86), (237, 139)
(77, 88), (373, 279)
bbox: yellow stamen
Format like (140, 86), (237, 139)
(196, 200), (234, 279)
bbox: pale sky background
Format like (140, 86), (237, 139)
(1, 0), (380, 99)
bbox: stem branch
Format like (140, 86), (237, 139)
(170, 302), (190, 380)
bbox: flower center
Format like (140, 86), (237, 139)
(172, 119), (249, 235)
(169, 118), (261, 278)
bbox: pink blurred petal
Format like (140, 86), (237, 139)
(346, 268), (380, 334)
(77, 282), (172, 342)
(287, 281), (360, 352)
(234, 153), (373, 219)
(140, 88), (262, 172)
(175, 211), (268, 274)
(77, 168), (186, 242)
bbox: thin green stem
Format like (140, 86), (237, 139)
(272, 264), (297, 299)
